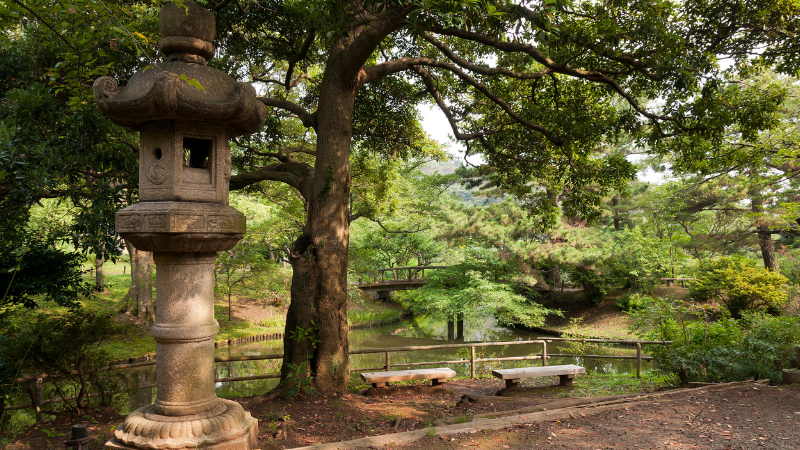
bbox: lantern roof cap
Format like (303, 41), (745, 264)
(93, 1), (265, 137)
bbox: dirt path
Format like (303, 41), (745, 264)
(5, 379), (799, 450)
(373, 382), (800, 450)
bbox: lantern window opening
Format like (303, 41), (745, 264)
(183, 137), (212, 169)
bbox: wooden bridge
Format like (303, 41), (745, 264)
(356, 265), (447, 300)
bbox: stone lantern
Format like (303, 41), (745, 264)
(93, 1), (264, 449)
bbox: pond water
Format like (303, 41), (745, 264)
(5, 315), (652, 426)
(115, 315), (651, 414)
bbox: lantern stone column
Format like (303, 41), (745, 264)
(93, 1), (265, 449)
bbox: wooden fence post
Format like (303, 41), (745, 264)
(796, 346), (800, 368)
(470, 346), (476, 379)
(26, 377), (44, 424)
(636, 343), (642, 379)
(542, 341), (547, 367)
(385, 351), (391, 371)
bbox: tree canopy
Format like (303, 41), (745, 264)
(3, 0), (799, 392)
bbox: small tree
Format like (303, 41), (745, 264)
(606, 227), (671, 291)
(690, 257), (788, 318)
(216, 241), (269, 321)
(410, 249), (560, 329)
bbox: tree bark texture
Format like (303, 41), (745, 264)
(750, 191), (779, 272)
(95, 253), (104, 289)
(281, 49), (355, 393)
(123, 241), (155, 320)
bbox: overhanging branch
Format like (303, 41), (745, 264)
(229, 162), (314, 201)
(257, 97), (317, 130)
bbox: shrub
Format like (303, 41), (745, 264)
(690, 256), (787, 318)
(0, 239), (94, 309)
(566, 266), (612, 305)
(630, 297), (800, 383)
(605, 227), (671, 291)
(0, 309), (119, 413)
(616, 292), (654, 312)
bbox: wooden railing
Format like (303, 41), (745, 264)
(5, 338), (671, 412)
(358, 265), (449, 283)
(660, 277), (695, 288)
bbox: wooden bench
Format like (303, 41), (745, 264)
(492, 364), (586, 389)
(360, 368), (457, 388)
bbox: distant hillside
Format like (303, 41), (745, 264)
(420, 159), (504, 206)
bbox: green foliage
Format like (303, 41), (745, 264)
(215, 239), (270, 321)
(0, 238), (93, 310)
(630, 297), (800, 383)
(349, 220), (445, 279)
(690, 257), (788, 318)
(616, 292), (654, 313)
(283, 323), (320, 398)
(571, 372), (676, 397)
(605, 227), (670, 290)
(565, 225), (672, 304)
(0, 309), (120, 412)
(347, 289), (406, 326)
(410, 248), (560, 327)
(566, 265), (612, 305)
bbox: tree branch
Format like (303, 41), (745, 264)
(229, 162), (314, 201)
(410, 65), (498, 142)
(411, 64), (563, 144)
(257, 97), (317, 130)
(340, 5), (415, 82)
(430, 25), (685, 130)
(12, 0), (77, 51)
(284, 29), (316, 91)
(421, 32), (549, 80)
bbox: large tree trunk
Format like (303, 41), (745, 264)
(751, 190), (779, 271)
(281, 52), (354, 393)
(120, 240), (155, 320)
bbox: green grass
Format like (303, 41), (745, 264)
(7, 259), (410, 361)
(570, 372), (676, 396)
(68, 260), (408, 360)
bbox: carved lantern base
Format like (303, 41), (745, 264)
(106, 399), (258, 450)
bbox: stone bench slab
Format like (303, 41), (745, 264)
(361, 368), (457, 388)
(492, 364), (586, 388)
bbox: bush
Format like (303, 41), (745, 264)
(0, 309), (119, 413)
(630, 297), (800, 383)
(605, 227), (671, 291)
(566, 265), (612, 305)
(690, 256), (787, 318)
(0, 238), (94, 309)
(616, 292), (654, 312)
